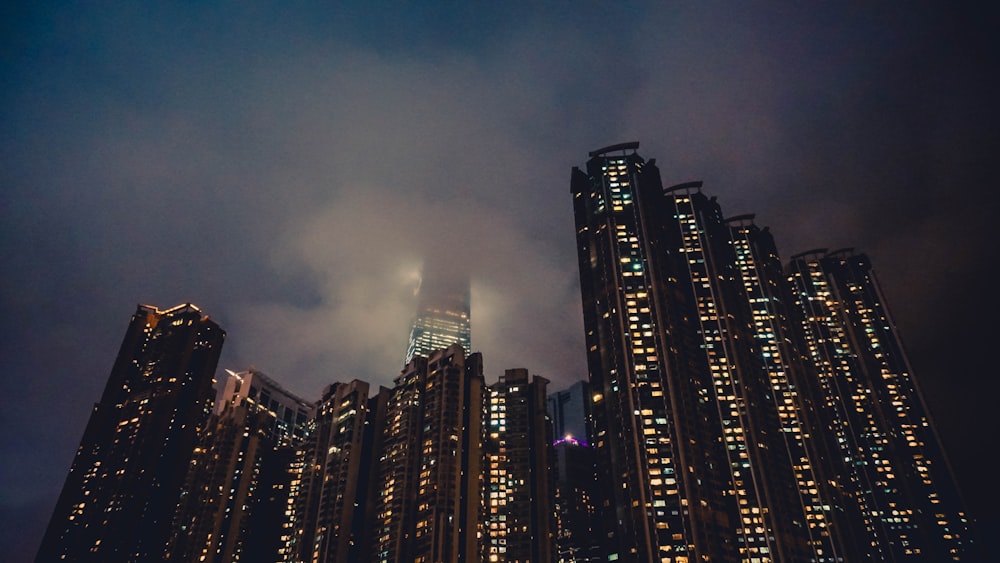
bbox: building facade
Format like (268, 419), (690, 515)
(485, 368), (556, 562)
(283, 378), (389, 563)
(661, 182), (815, 561)
(37, 303), (225, 562)
(571, 142), (975, 562)
(571, 143), (742, 561)
(787, 249), (975, 560)
(168, 368), (312, 562)
(728, 216), (873, 562)
(374, 344), (485, 563)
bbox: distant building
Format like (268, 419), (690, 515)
(374, 344), (484, 563)
(547, 381), (601, 563)
(37, 304), (225, 562)
(547, 379), (592, 444)
(404, 264), (471, 365)
(485, 368), (556, 562)
(551, 439), (601, 563)
(167, 368), (312, 562)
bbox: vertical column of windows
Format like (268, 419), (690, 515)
(730, 228), (839, 561)
(789, 261), (886, 551)
(671, 195), (774, 561)
(602, 159), (688, 560)
(486, 389), (509, 561)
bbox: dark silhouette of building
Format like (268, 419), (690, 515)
(548, 381), (602, 563)
(547, 380), (592, 444)
(484, 368), (556, 562)
(374, 344), (484, 563)
(167, 368), (312, 562)
(37, 303), (225, 562)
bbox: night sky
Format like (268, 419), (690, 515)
(3, 3), (996, 560)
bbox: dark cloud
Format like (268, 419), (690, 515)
(3, 2), (996, 558)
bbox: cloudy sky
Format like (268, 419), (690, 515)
(2, 2), (996, 559)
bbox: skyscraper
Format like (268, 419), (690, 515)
(571, 143), (743, 561)
(38, 303), (225, 562)
(484, 368), (556, 563)
(571, 142), (974, 562)
(404, 262), (471, 365)
(168, 368), (312, 562)
(727, 217), (863, 562)
(374, 344), (484, 563)
(787, 249), (975, 560)
(283, 379), (389, 563)
(661, 182), (815, 561)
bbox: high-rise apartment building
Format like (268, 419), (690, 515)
(168, 368), (312, 562)
(484, 368), (556, 562)
(283, 379), (389, 563)
(726, 217), (864, 562)
(571, 142), (974, 562)
(374, 344), (484, 563)
(404, 264), (471, 365)
(787, 249), (974, 560)
(571, 143), (744, 561)
(661, 182), (815, 561)
(37, 303), (225, 562)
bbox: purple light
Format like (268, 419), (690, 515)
(552, 436), (590, 448)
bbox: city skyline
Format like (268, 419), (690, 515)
(3, 3), (996, 561)
(33, 144), (974, 560)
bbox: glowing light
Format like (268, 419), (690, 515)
(553, 436), (589, 448)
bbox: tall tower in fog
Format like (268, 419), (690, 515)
(404, 262), (471, 364)
(37, 304), (225, 562)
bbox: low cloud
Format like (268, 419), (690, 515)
(227, 182), (585, 397)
